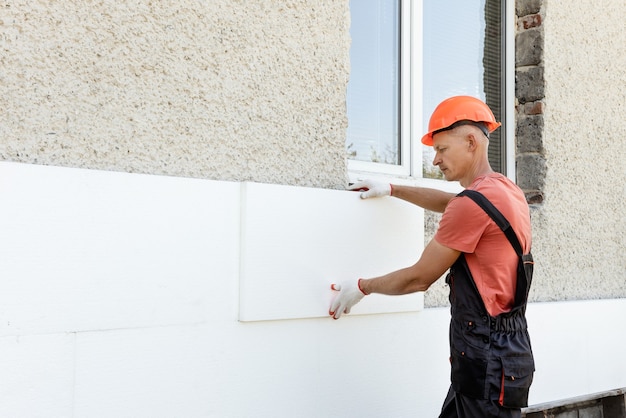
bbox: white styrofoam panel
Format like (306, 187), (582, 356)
(73, 325), (216, 418)
(73, 317), (439, 418)
(526, 299), (626, 405)
(71, 299), (626, 418)
(239, 182), (424, 321)
(0, 162), (240, 336)
(0, 333), (75, 418)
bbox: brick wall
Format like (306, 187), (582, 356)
(515, 0), (546, 205)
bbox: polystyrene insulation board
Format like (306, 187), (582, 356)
(0, 162), (240, 336)
(239, 182), (424, 321)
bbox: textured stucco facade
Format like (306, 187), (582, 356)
(529, 0), (626, 301)
(1, 0), (625, 305)
(0, 1), (350, 189)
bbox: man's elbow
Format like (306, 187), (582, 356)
(404, 276), (433, 293)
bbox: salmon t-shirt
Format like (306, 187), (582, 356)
(434, 173), (531, 316)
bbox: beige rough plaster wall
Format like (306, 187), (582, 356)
(0, 1), (350, 189)
(425, 1), (626, 308)
(422, 210), (448, 308)
(530, 0), (626, 301)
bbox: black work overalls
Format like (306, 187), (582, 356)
(444, 190), (535, 413)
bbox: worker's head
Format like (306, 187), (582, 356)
(423, 96), (500, 184)
(421, 96), (500, 146)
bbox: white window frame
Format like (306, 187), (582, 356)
(504, 1), (516, 182)
(347, 1), (516, 187)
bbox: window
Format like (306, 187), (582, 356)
(346, 0), (512, 181)
(346, 0), (401, 167)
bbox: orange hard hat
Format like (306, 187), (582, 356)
(421, 96), (501, 146)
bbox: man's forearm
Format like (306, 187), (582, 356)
(359, 267), (426, 296)
(391, 185), (455, 213)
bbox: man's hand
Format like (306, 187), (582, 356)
(348, 180), (392, 199)
(329, 279), (368, 319)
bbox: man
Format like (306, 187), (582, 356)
(330, 96), (534, 418)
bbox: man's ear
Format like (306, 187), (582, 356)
(466, 133), (478, 151)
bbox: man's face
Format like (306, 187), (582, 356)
(431, 129), (472, 182)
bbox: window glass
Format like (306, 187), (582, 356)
(347, 0), (504, 177)
(422, 0), (503, 178)
(346, 0), (400, 165)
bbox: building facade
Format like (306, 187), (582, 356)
(1, 1), (625, 416)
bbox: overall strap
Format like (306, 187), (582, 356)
(457, 189), (524, 256)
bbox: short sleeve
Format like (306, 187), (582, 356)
(434, 196), (491, 253)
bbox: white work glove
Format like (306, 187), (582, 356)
(348, 180), (392, 199)
(329, 279), (368, 320)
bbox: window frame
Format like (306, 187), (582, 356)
(347, 0), (516, 185)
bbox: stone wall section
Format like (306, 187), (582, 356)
(515, 0), (546, 205)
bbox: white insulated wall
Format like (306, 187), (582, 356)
(1, 162), (625, 417)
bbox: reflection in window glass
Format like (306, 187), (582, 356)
(423, 0), (503, 178)
(347, 0), (504, 176)
(346, 0), (400, 165)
